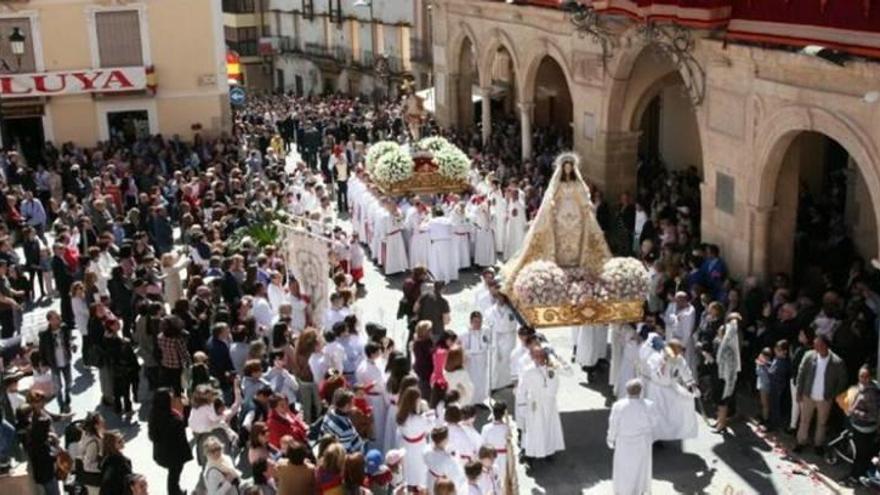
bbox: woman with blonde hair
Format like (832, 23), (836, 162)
(316, 442), (346, 495)
(202, 436), (242, 495)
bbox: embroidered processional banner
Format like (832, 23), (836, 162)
(284, 228), (330, 325)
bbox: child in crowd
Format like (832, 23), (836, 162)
(349, 233), (365, 288)
(756, 347), (773, 425)
(481, 401), (510, 492)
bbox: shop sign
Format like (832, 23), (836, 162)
(0, 67), (148, 98)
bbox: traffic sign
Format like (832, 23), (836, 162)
(229, 86), (246, 106)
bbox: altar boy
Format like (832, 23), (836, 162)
(460, 311), (490, 405)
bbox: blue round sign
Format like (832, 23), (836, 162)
(229, 86), (246, 106)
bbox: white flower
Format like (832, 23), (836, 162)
(415, 136), (451, 154)
(365, 141), (401, 174)
(372, 147), (414, 183)
(433, 146), (471, 181)
(599, 257), (650, 301)
(514, 260), (568, 306)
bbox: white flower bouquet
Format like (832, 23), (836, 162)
(372, 147), (415, 183)
(513, 260), (569, 306)
(365, 141), (401, 174)
(599, 257), (650, 301)
(433, 145), (472, 181)
(415, 136), (452, 154)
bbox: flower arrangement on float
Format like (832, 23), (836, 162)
(365, 137), (471, 196)
(372, 147), (415, 183)
(510, 257), (649, 324)
(365, 141), (401, 174)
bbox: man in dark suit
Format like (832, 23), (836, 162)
(38, 311), (74, 413)
(51, 243), (75, 327)
(206, 322), (235, 399)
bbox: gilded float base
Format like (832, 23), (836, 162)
(374, 171), (469, 197)
(514, 299), (644, 328)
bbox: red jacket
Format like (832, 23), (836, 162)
(266, 409), (308, 448)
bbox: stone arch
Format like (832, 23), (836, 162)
(447, 21), (481, 77)
(478, 28), (522, 89)
(752, 106), (880, 215)
(753, 105), (880, 270)
(519, 38), (576, 105)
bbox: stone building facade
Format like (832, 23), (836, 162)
(431, 0), (880, 280)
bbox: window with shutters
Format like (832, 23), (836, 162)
(94, 10), (143, 67)
(0, 18), (35, 73)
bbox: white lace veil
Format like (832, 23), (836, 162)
(501, 152), (611, 295)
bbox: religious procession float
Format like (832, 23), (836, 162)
(365, 136), (471, 196)
(501, 152), (648, 328)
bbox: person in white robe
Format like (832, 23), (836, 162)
(503, 189), (527, 261)
(445, 405), (479, 464)
(426, 207), (457, 283)
(638, 331), (664, 398)
(356, 343), (388, 451)
(607, 379), (658, 495)
(460, 311), (490, 405)
(399, 398), (433, 490)
(481, 402), (511, 493)
(486, 294), (518, 390)
(381, 202), (409, 275)
(488, 181), (507, 255)
(645, 339), (699, 441)
(615, 326), (642, 398)
(472, 269), (496, 314)
(518, 346), (565, 460)
(471, 198), (496, 267)
(576, 324), (608, 370)
(511, 329), (537, 430)
(450, 203), (472, 271)
(663, 291), (698, 376)
(609, 323), (631, 390)
(423, 427), (468, 495)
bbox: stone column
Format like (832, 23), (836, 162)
(747, 203), (775, 279)
(480, 86), (492, 145)
(519, 101), (534, 163)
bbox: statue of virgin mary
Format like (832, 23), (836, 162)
(502, 152), (611, 294)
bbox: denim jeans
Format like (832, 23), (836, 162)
(39, 478), (60, 495)
(0, 418), (14, 464)
(51, 364), (72, 408)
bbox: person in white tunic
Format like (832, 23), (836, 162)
(576, 324), (608, 370)
(472, 269), (496, 314)
(450, 203), (472, 271)
(518, 346), (565, 459)
(444, 405), (479, 464)
(645, 339), (699, 441)
(471, 198), (496, 267)
(460, 311), (490, 405)
(488, 180), (507, 255)
(397, 387), (434, 490)
(607, 379), (659, 495)
(381, 202), (409, 275)
(663, 292), (698, 376)
(486, 294), (518, 390)
(356, 342), (388, 452)
(615, 325), (643, 399)
(423, 426), (468, 495)
(426, 207), (457, 283)
(503, 189), (527, 261)
(406, 201), (430, 269)
(481, 402), (511, 493)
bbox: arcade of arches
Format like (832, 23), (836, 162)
(433, 0), (880, 281)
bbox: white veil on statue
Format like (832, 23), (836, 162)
(501, 152), (611, 295)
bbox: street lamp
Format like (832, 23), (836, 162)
(1, 27), (26, 150)
(9, 27), (25, 68)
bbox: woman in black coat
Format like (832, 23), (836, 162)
(99, 430), (132, 495)
(148, 388), (193, 495)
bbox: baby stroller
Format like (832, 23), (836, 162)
(824, 428), (856, 467)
